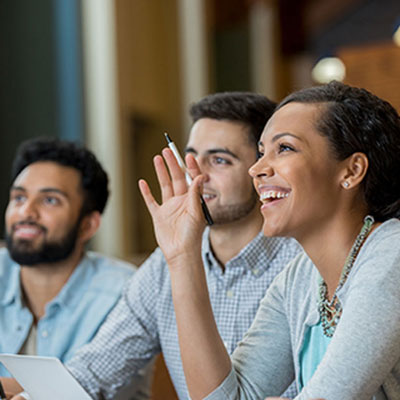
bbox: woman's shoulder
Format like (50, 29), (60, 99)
(371, 218), (400, 237)
(360, 218), (400, 257)
(269, 250), (318, 299)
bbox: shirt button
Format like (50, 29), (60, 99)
(226, 290), (234, 298)
(41, 330), (49, 338)
(252, 268), (259, 276)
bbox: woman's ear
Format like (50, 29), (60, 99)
(340, 152), (369, 190)
(78, 211), (101, 243)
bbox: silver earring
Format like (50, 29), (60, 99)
(343, 181), (350, 188)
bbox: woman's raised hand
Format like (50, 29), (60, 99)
(139, 148), (206, 266)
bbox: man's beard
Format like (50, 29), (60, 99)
(210, 190), (258, 225)
(5, 221), (80, 266)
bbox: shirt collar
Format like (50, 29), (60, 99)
(231, 232), (285, 271)
(202, 229), (286, 273)
(0, 254), (22, 306)
(225, 231), (268, 272)
(47, 253), (91, 310)
(0, 250), (91, 310)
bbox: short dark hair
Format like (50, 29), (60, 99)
(189, 92), (276, 146)
(11, 137), (109, 215)
(277, 81), (400, 221)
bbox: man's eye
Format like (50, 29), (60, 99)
(44, 197), (60, 205)
(257, 151), (264, 159)
(13, 195), (26, 203)
(212, 156), (230, 165)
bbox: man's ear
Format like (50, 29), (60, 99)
(340, 152), (369, 190)
(78, 211), (101, 243)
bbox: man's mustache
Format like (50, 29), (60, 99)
(11, 220), (48, 234)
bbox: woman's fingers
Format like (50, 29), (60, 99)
(185, 153), (202, 180)
(162, 148), (188, 196)
(189, 175), (204, 205)
(140, 149), (203, 222)
(154, 154), (174, 202)
(138, 179), (159, 218)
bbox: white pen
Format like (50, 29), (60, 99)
(164, 132), (213, 225)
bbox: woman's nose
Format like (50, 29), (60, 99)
(249, 157), (271, 178)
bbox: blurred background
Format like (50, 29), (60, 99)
(1, 0), (400, 397)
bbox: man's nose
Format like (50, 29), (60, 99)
(194, 158), (210, 181)
(19, 199), (39, 219)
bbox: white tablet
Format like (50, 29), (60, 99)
(0, 354), (91, 400)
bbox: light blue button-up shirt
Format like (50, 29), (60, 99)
(0, 248), (135, 377)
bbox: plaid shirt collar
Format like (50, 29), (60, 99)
(201, 227), (289, 274)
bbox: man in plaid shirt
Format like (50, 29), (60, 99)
(65, 92), (301, 399)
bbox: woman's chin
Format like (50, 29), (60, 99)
(262, 219), (283, 238)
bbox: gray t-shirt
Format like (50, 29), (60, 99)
(207, 218), (400, 400)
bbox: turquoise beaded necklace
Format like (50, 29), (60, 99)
(318, 215), (375, 337)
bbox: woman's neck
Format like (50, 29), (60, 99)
(298, 212), (371, 298)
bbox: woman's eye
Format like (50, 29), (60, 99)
(278, 143), (295, 153)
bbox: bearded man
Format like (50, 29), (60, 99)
(0, 138), (151, 399)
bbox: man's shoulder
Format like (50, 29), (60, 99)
(134, 247), (169, 282)
(0, 248), (19, 301)
(124, 247), (171, 294)
(83, 251), (136, 283)
(0, 246), (11, 259)
(0, 247), (17, 274)
(261, 234), (299, 247)
(258, 235), (302, 258)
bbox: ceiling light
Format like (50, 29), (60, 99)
(393, 24), (400, 46)
(311, 57), (346, 84)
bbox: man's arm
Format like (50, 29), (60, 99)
(66, 250), (165, 399)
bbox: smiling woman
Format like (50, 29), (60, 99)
(139, 81), (400, 400)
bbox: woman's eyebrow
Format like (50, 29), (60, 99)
(271, 132), (302, 143)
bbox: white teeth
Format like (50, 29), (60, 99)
(203, 194), (215, 200)
(16, 227), (40, 234)
(260, 191), (289, 201)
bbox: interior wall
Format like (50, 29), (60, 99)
(0, 0), (84, 238)
(340, 42), (400, 112)
(115, 0), (183, 260)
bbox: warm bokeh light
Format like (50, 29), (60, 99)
(311, 57), (346, 83)
(393, 24), (400, 46)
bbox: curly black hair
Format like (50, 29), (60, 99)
(277, 81), (400, 221)
(11, 137), (109, 215)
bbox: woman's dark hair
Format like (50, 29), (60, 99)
(189, 92), (276, 147)
(11, 137), (109, 216)
(277, 81), (400, 221)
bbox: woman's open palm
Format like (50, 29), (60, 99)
(139, 148), (206, 265)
